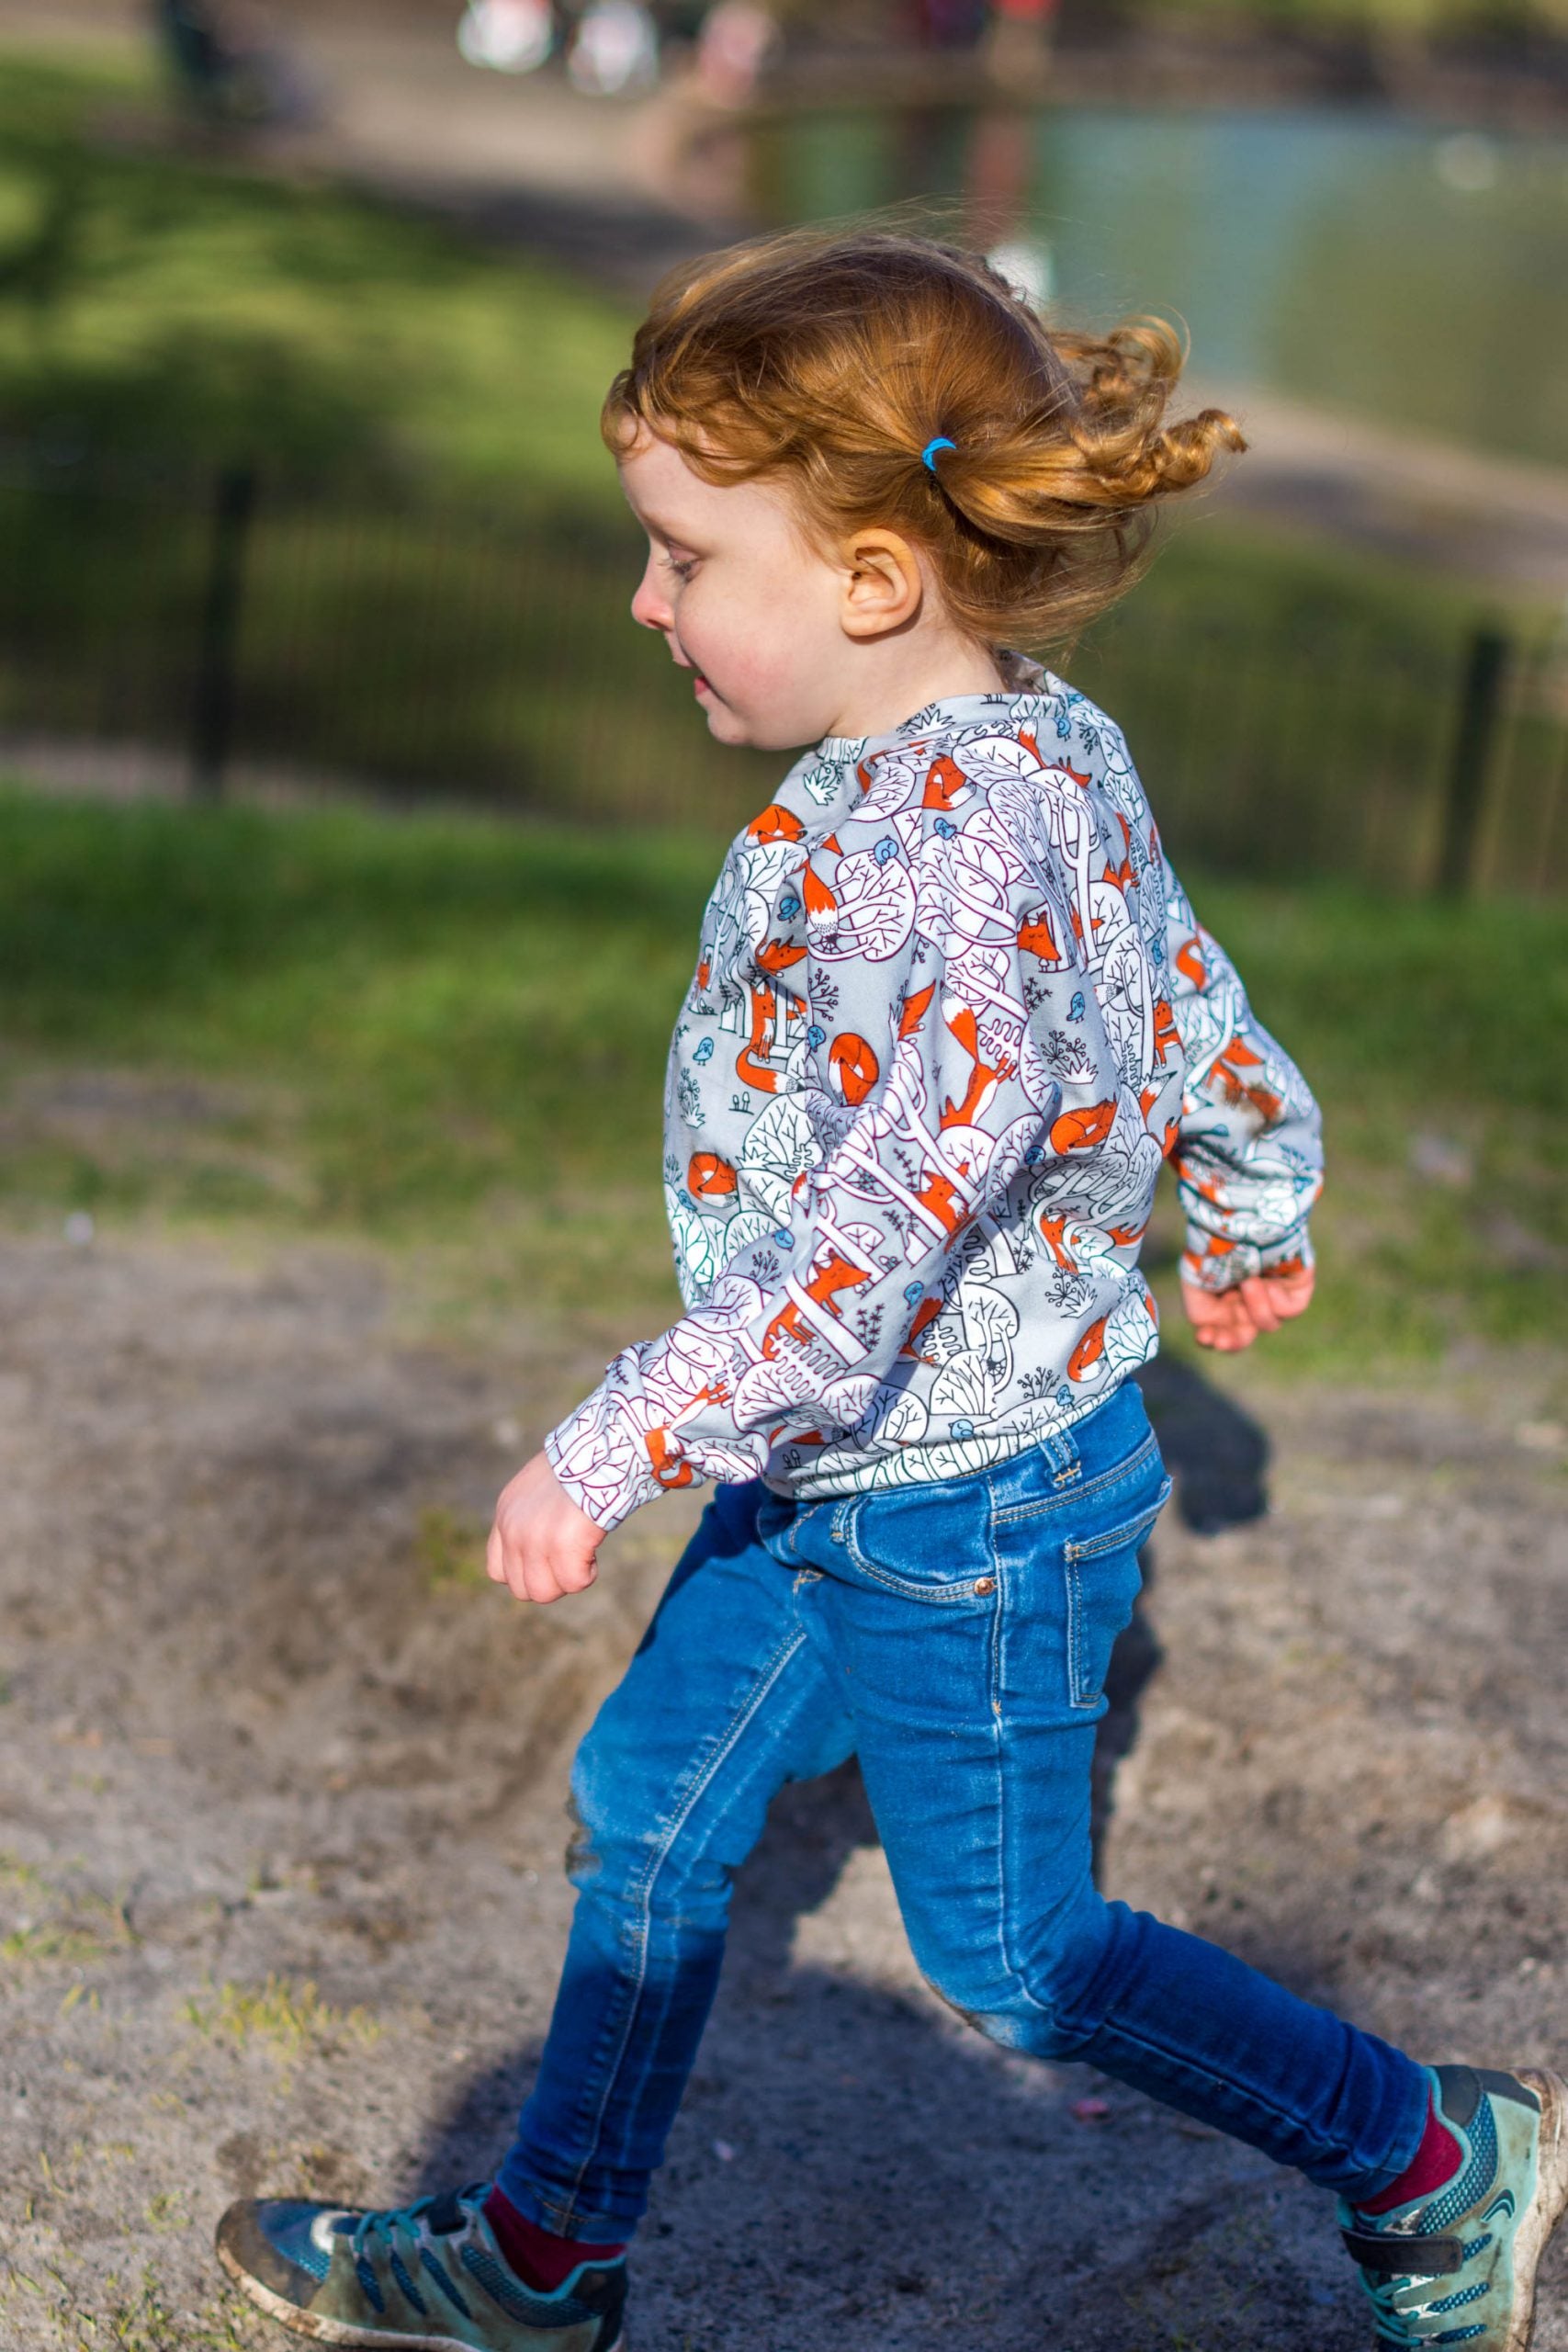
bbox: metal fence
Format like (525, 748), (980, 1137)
(2, 454), (1564, 894)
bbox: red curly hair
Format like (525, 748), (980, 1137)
(604, 225), (1244, 650)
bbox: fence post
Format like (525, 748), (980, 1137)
(1435, 623), (1509, 896)
(190, 462), (257, 802)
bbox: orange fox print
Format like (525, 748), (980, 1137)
(1017, 907), (1061, 961)
(803, 1247), (874, 1317)
(901, 1294), (945, 1360)
(747, 803), (806, 843)
(922, 754), (969, 810)
(758, 1250), (869, 1358)
(828, 1032), (880, 1105)
(1174, 933), (1207, 989)
(1038, 1210), (1077, 1272)
(1206, 1034), (1282, 1125)
(735, 982), (785, 1093)
(1151, 998), (1180, 1065)
(801, 861), (838, 921)
(898, 981), (937, 1039)
(1049, 1100), (1117, 1154)
(940, 1004), (1017, 1130)
(687, 1151), (738, 1197)
(756, 935), (808, 975)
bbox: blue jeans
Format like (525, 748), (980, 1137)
(496, 1380), (1428, 2239)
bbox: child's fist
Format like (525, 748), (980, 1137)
(487, 1452), (605, 1604)
(1180, 1262), (1315, 1353)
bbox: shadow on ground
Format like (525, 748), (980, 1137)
(407, 1364), (1343, 2350)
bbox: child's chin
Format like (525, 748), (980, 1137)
(703, 703), (752, 746)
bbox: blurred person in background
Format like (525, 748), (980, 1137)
(151, 0), (314, 127)
(458, 0), (558, 75)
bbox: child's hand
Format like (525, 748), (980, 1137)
(487, 1452), (605, 1605)
(1180, 1263), (1315, 1353)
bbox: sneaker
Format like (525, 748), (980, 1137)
(215, 2181), (627, 2350)
(1337, 2066), (1568, 2349)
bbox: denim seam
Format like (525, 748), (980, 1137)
(1065, 1552), (1089, 1709)
(991, 1430), (1162, 1526)
(1039, 1928), (1420, 2178)
(1046, 2002), (1398, 2176)
(558, 1618), (810, 2222)
(984, 1491), (1010, 2000)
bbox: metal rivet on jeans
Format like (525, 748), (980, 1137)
(973, 1577), (996, 1596)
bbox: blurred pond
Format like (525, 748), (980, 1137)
(746, 105), (1568, 468)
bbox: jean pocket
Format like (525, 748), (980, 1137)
(840, 1482), (997, 1606)
(1063, 1476), (1171, 1707)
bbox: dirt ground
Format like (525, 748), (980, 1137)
(1, 1223), (1566, 2351)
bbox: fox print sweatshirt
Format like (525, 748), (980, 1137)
(546, 661), (1322, 1534)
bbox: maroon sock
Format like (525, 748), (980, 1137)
(1356, 2092), (1463, 2216)
(482, 2187), (626, 2292)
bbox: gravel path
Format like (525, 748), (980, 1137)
(2, 1226), (1565, 2350)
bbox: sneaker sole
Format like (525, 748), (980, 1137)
(216, 2231), (625, 2352)
(1508, 2068), (1568, 2352)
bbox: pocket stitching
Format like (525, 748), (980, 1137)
(993, 1430), (1162, 1526)
(844, 1497), (992, 1607)
(1064, 1476), (1171, 1708)
(1064, 1476), (1173, 1566)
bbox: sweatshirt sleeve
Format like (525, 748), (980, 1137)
(1163, 864), (1324, 1292)
(545, 808), (1120, 1533)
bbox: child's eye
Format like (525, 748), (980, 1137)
(665, 552), (699, 582)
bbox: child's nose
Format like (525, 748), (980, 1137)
(631, 562), (672, 635)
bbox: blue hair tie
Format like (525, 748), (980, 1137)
(921, 435), (956, 473)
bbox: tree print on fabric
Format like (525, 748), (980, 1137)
(547, 662), (1321, 1533)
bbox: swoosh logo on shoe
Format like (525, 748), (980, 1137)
(1482, 2191), (1517, 2224)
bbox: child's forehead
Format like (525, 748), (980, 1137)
(618, 426), (798, 542)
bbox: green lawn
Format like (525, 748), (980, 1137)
(1, 789), (1562, 1381)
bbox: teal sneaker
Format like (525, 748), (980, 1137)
(215, 2182), (626, 2350)
(1337, 2066), (1568, 2348)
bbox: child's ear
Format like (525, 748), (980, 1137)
(839, 530), (924, 639)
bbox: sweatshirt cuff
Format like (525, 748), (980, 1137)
(1180, 1221), (1315, 1294)
(543, 1402), (661, 1538)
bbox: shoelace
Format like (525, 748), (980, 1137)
(348, 2183), (486, 2264)
(1359, 2251), (1489, 2347)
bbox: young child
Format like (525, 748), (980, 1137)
(217, 229), (1565, 2352)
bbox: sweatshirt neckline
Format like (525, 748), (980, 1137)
(814, 657), (1051, 771)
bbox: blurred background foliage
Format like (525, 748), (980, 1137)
(0, 53), (626, 499)
(0, 14), (1562, 1391)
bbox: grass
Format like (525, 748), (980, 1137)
(0, 1851), (134, 1981)
(0, 787), (1562, 1382)
(182, 1973), (381, 2059)
(0, 2263), (261, 2352)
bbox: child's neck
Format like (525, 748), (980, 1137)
(823, 635), (1006, 742)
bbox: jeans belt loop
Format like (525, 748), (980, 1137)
(1039, 1428), (1082, 1487)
